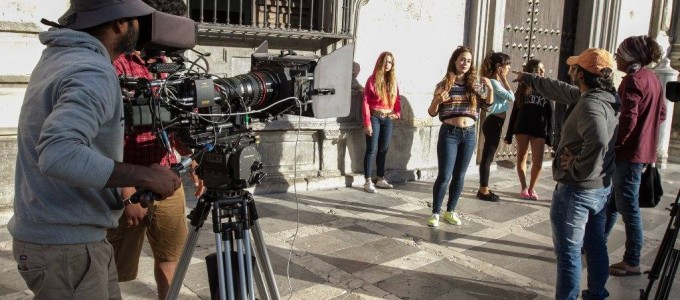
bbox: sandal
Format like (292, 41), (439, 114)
(609, 261), (641, 277)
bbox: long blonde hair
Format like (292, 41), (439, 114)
(372, 51), (398, 108)
(436, 46), (479, 111)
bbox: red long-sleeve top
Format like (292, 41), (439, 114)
(361, 75), (401, 127)
(615, 67), (666, 163)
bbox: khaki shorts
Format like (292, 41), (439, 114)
(107, 185), (188, 281)
(13, 239), (121, 300)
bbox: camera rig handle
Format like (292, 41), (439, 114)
(129, 157), (193, 208)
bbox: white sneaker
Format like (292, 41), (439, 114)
(375, 179), (393, 189)
(363, 181), (377, 193)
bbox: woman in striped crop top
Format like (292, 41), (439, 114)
(361, 51), (401, 193)
(476, 52), (515, 202)
(426, 46), (494, 227)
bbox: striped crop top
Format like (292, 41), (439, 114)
(436, 83), (482, 121)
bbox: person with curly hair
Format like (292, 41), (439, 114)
(427, 46), (493, 227)
(361, 51), (401, 193)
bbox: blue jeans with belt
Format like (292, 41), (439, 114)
(604, 161), (645, 266)
(364, 115), (393, 179)
(551, 183), (611, 300)
(431, 124), (476, 214)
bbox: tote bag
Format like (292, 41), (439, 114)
(639, 164), (663, 208)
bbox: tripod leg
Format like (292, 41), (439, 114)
(244, 230), (255, 300)
(251, 220), (280, 300)
(236, 235), (248, 300)
(252, 254), (270, 300)
(166, 224), (201, 300)
(655, 249), (680, 300)
(220, 230), (235, 300)
(214, 200), (238, 300)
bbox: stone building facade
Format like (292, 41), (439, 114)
(0, 0), (678, 225)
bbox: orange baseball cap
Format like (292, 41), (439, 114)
(566, 48), (615, 76)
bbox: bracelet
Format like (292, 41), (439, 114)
(123, 198), (133, 206)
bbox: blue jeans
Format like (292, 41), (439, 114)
(432, 124), (476, 214)
(551, 183), (611, 300)
(364, 115), (393, 178)
(604, 161), (644, 266)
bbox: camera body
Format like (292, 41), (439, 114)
(120, 46), (341, 191)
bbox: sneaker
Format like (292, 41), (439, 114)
(443, 211), (462, 225)
(375, 179), (393, 189)
(529, 189), (539, 200)
(363, 181), (376, 193)
(476, 190), (500, 202)
(427, 214), (439, 227)
(520, 188), (532, 200)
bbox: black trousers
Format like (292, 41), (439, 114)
(479, 114), (504, 187)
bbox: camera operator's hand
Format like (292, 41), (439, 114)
(121, 187), (147, 226)
(364, 126), (373, 137)
(141, 163), (182, 200)
(121, 88), (135, 101)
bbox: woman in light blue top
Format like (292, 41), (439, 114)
(477, 52), (514, 202)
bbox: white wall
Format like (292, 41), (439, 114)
(615, 0), (653, 45)
(0, 1), (69, 129)
(354, 0), (468, 122)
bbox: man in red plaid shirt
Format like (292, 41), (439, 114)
(105, 2), (203, 299)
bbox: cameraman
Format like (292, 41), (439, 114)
(106, 1), (203, 299)
(9, 0), (182, 299)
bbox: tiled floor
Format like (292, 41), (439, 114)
(1, 163), (679, 299)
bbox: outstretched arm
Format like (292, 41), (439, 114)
(512, 71), (579, 105)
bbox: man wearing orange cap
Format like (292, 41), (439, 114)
(513, 48), (620, 300)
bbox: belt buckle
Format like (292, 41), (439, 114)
(373, 111), (390, 118)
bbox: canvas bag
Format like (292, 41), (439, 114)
(639, 163), (663, 208)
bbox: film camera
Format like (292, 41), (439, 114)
(121, 12), (352, 196)
(123, 12), (354, 299)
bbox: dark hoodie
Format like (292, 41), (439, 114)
(524, 74), (619, 189)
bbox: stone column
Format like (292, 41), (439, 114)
(653, 59), (679, 168)
(669, 0), (680, 70)
(574, 0), (622, 53)
(466, 0), (507, 68)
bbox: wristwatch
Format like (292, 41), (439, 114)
(123, 198), (133, 206)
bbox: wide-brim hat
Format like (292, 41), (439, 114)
(58, 0), (155, 30)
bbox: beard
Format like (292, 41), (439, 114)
(570, 71), (580, 86)
(116, 20), (139, 55)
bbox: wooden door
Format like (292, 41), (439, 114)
(495, 0), (570, 161)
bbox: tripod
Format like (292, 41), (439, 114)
(640, 189), (680, 300)
(166, 189), (281, 300)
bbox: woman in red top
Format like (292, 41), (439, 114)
(361, 51), (401, 193)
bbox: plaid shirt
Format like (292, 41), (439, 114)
(114, 53), (191, 166)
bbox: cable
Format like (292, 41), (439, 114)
(285, 99), (303, 300)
